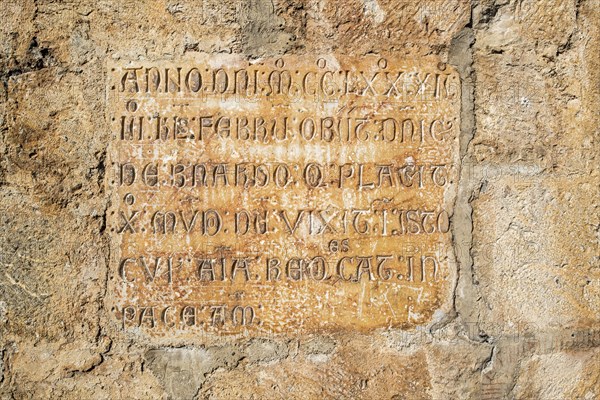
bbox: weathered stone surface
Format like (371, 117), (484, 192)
(107, 54), (460, 339)
(1, 0), (598, 399)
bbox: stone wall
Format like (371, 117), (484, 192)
(0, 0), (598, 399)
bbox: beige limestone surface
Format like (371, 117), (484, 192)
(108, 55), (460, 339)
(0, 0), (599, 399)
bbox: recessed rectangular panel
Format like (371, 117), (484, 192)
(106, 54), (460, 338)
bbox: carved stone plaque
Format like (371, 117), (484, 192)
(106, 55), (460, 337)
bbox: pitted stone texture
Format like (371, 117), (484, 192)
(1, 0), (599, 399)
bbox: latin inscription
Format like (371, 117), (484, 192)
(107, 55), (460, 336)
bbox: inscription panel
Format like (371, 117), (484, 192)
(106, 55), (460, 337)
